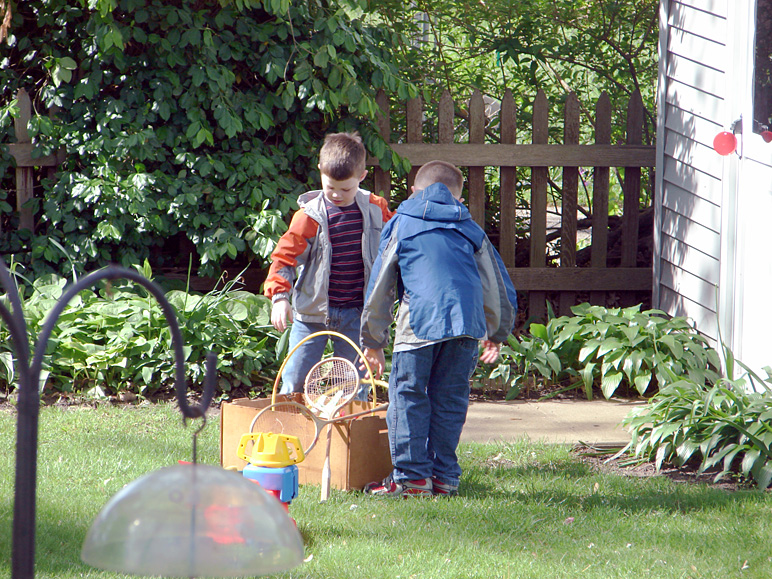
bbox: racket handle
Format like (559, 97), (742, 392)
(319, 425), (333, 502)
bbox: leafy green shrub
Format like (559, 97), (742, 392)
(480, 303), (722, 400)
(0, 262), (281, 399)
(621, 364), (772, 489)
(1, 0), (414, 278)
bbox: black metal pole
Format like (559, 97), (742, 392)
(1, 261), (216, 579)
(1, 261), (34, 579)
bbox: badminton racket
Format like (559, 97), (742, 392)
(249, 400), (388, 457)
(303, 357), (362, 502)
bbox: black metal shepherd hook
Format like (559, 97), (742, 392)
(0, 259), (217, 579)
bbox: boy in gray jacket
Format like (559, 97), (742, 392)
(265, 132), (392, 395)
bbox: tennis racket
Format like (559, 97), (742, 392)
(249, 400), (389, 457)
(303, 357), (360, 417)
(303, 357), (361, 502)
(270, 330), (383, 410)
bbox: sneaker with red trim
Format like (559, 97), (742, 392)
(363, 473), (433, 497)
(432, 477), (458, 496)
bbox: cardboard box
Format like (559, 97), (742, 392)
(220, 397), (392, 491)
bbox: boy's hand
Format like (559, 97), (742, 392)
(271, 299), (292, 332)
(479, 339), (502, 364)
(360, 348), (385, 379)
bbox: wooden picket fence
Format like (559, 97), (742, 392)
(5, 87), (656, 323)
(367, 88), (656, 322)
(4, 88), (64, 236)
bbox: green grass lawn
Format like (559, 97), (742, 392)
(2, 402), (771, 579)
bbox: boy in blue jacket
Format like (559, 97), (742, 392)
(360, 160), (518, 497)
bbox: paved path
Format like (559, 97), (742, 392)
(461, 399), (644, 446)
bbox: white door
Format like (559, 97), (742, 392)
(727, 0), (772, 381)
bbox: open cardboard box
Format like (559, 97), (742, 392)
(220, 396), (392, 491)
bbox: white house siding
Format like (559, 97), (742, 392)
(654, 0), (729, 344)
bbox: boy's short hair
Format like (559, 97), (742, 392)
(414, 160), (464, 197)
(319, 132), (366, 180)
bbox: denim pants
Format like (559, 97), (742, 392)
(387, 337), (479, 486)
(279, 306), (368, 399)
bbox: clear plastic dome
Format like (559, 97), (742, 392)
(81, 463), (304, 577)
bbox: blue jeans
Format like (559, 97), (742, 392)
(279, 306), (368, 399)
(387, 337), (479, 486)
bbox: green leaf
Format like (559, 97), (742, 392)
(675, 440), (699, 466)
(96, 222), (122, 240)
(529, 323), (548, 341)
(597, 337), (623, 358)
(754, 463), (772, 489)
(633, 372), (652, 395)
(578, 340), (600, 363)
(580, 362), (596, 400)
(741, 448), (762, 477)
(313, 48), (330, 69)
(545, 351), (561, 374)
(600, 371), (623, 399)
(655, 442), (672, 471)
(0, 352), (14, 382)
(650, 423), (680, 447)
(59, 57), (77, 70)
(659, 335), (684, 359)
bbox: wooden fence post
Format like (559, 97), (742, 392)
(373, 89), (391, 202)
(590, 92), (612, 305)
(14, 88), (34, 232)
(437, 90), (454, 197)
(529, 90), (549, 321)
(438, 90), (454, 144)
(621, 89), (644, 268)
(406, 95), (423, 191)
(499, 89), (517, 268)
(559, 92), (580, 315)
(468, 89), (485, 227)
(5, 89), (64, 236)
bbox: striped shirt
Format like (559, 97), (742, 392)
(326, 199), (365, 307)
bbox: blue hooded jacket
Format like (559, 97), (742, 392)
(361, 183), (518, 349)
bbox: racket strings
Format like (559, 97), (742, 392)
(250, 402), (318, 454)
(304, 358), (359, 417)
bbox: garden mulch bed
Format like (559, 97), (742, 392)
(573, 444), (748, 492)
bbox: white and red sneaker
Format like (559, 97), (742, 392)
(431, 477), (459, 496)
(364, 474), (433, 497)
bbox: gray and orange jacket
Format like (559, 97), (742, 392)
(264, 189), (393, 323)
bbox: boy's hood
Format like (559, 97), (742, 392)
(297, 189), (324, 206)
(397, 183), (471, 223)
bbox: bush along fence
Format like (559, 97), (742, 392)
(367, 88), (656, 324)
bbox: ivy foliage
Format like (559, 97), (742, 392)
(0, 0), (415, 278)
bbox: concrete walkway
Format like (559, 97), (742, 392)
(461, 399), (644, 446)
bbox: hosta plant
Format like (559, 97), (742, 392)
(481, 303), (722, 400)
(620, 359), (772, 489)
(0, 261), (281, 399)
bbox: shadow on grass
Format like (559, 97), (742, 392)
(295, 456), (770, 563)
(460, 457), (763, 514)
(0, 497), (96, 577)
